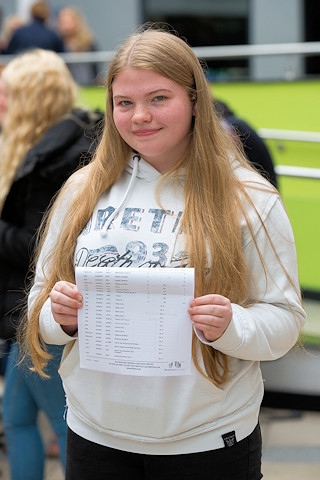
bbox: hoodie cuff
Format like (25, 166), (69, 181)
(39, 297), (78, 344)
(194, 303), (245, 352)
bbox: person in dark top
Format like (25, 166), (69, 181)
(4, 1), (64, 54)
(0, 14), (24, 53)
(0, 48), (102, 480)
(214, 99), (278, 188)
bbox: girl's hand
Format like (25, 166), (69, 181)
(49, 281), (82, 336)
(188, 294), (232, 342)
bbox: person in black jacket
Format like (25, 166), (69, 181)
(4, 1), (64, 54)
(214, 99), (278, 189)
(0, 48), (102, 480)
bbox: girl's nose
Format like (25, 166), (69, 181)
(132, 104), (152, 123)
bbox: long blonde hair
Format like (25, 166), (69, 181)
(24, 27), (281, 383)
(0, 49), (77, 212)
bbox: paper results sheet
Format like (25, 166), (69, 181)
(75, 267), (194, 376)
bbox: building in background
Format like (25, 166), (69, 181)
(0, 0), (319, 81)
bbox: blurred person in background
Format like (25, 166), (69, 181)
(4, 1), (64, 54)
(0, 48), (102, 480)
(57, 6), (98, 85)
(0, 73), (9, 453)
(214, 98), (278, 188)
(0, 74), (8, 126)
(0, 74), (9, 379)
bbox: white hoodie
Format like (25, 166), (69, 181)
(30, 154), (306, 455)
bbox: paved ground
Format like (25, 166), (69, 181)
(260, 408), (320, 479)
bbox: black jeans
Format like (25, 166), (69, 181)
(66, 423), (263, 480)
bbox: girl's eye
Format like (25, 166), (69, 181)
(153, 95), (166, 102)
(114, 99), (132, 107)
(119, 100), (132, 107)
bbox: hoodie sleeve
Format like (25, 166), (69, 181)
(195, 193), (306, 361)
(37, 297), (76, 344)
(28, 172), (85, 345)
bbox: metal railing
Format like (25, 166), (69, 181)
(258, 129), (320, 144)
(1, 41), (320, 65)
(274, 165), (320, 179)
(192, 41), (320, 60)
(257, 128), (320, 179)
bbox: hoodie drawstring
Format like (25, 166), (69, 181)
(100, 154), (140, 238)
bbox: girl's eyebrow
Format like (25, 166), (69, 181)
(113, 95), (130, 100)
(113, 88), (173, 100)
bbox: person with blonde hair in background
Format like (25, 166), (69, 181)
(0, 48), (102, 480)
(0, 73), (11, 377)
(24, 26), (305, 480)
(0, 74), (8, 126)
(57, 6), (98, 85)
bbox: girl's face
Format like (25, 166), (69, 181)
(58, 9), (78, 37)
(112, 67), (194, 173)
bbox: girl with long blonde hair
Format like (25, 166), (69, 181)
(24, 27), (305, 480)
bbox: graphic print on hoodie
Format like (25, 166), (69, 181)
(75, 154), (187, 269)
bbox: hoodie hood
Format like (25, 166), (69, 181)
(125, 153), (162, 182)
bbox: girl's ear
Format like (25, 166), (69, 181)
(190, 92), (197, 116)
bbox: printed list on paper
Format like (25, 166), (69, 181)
(75, 267), (195, 376)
